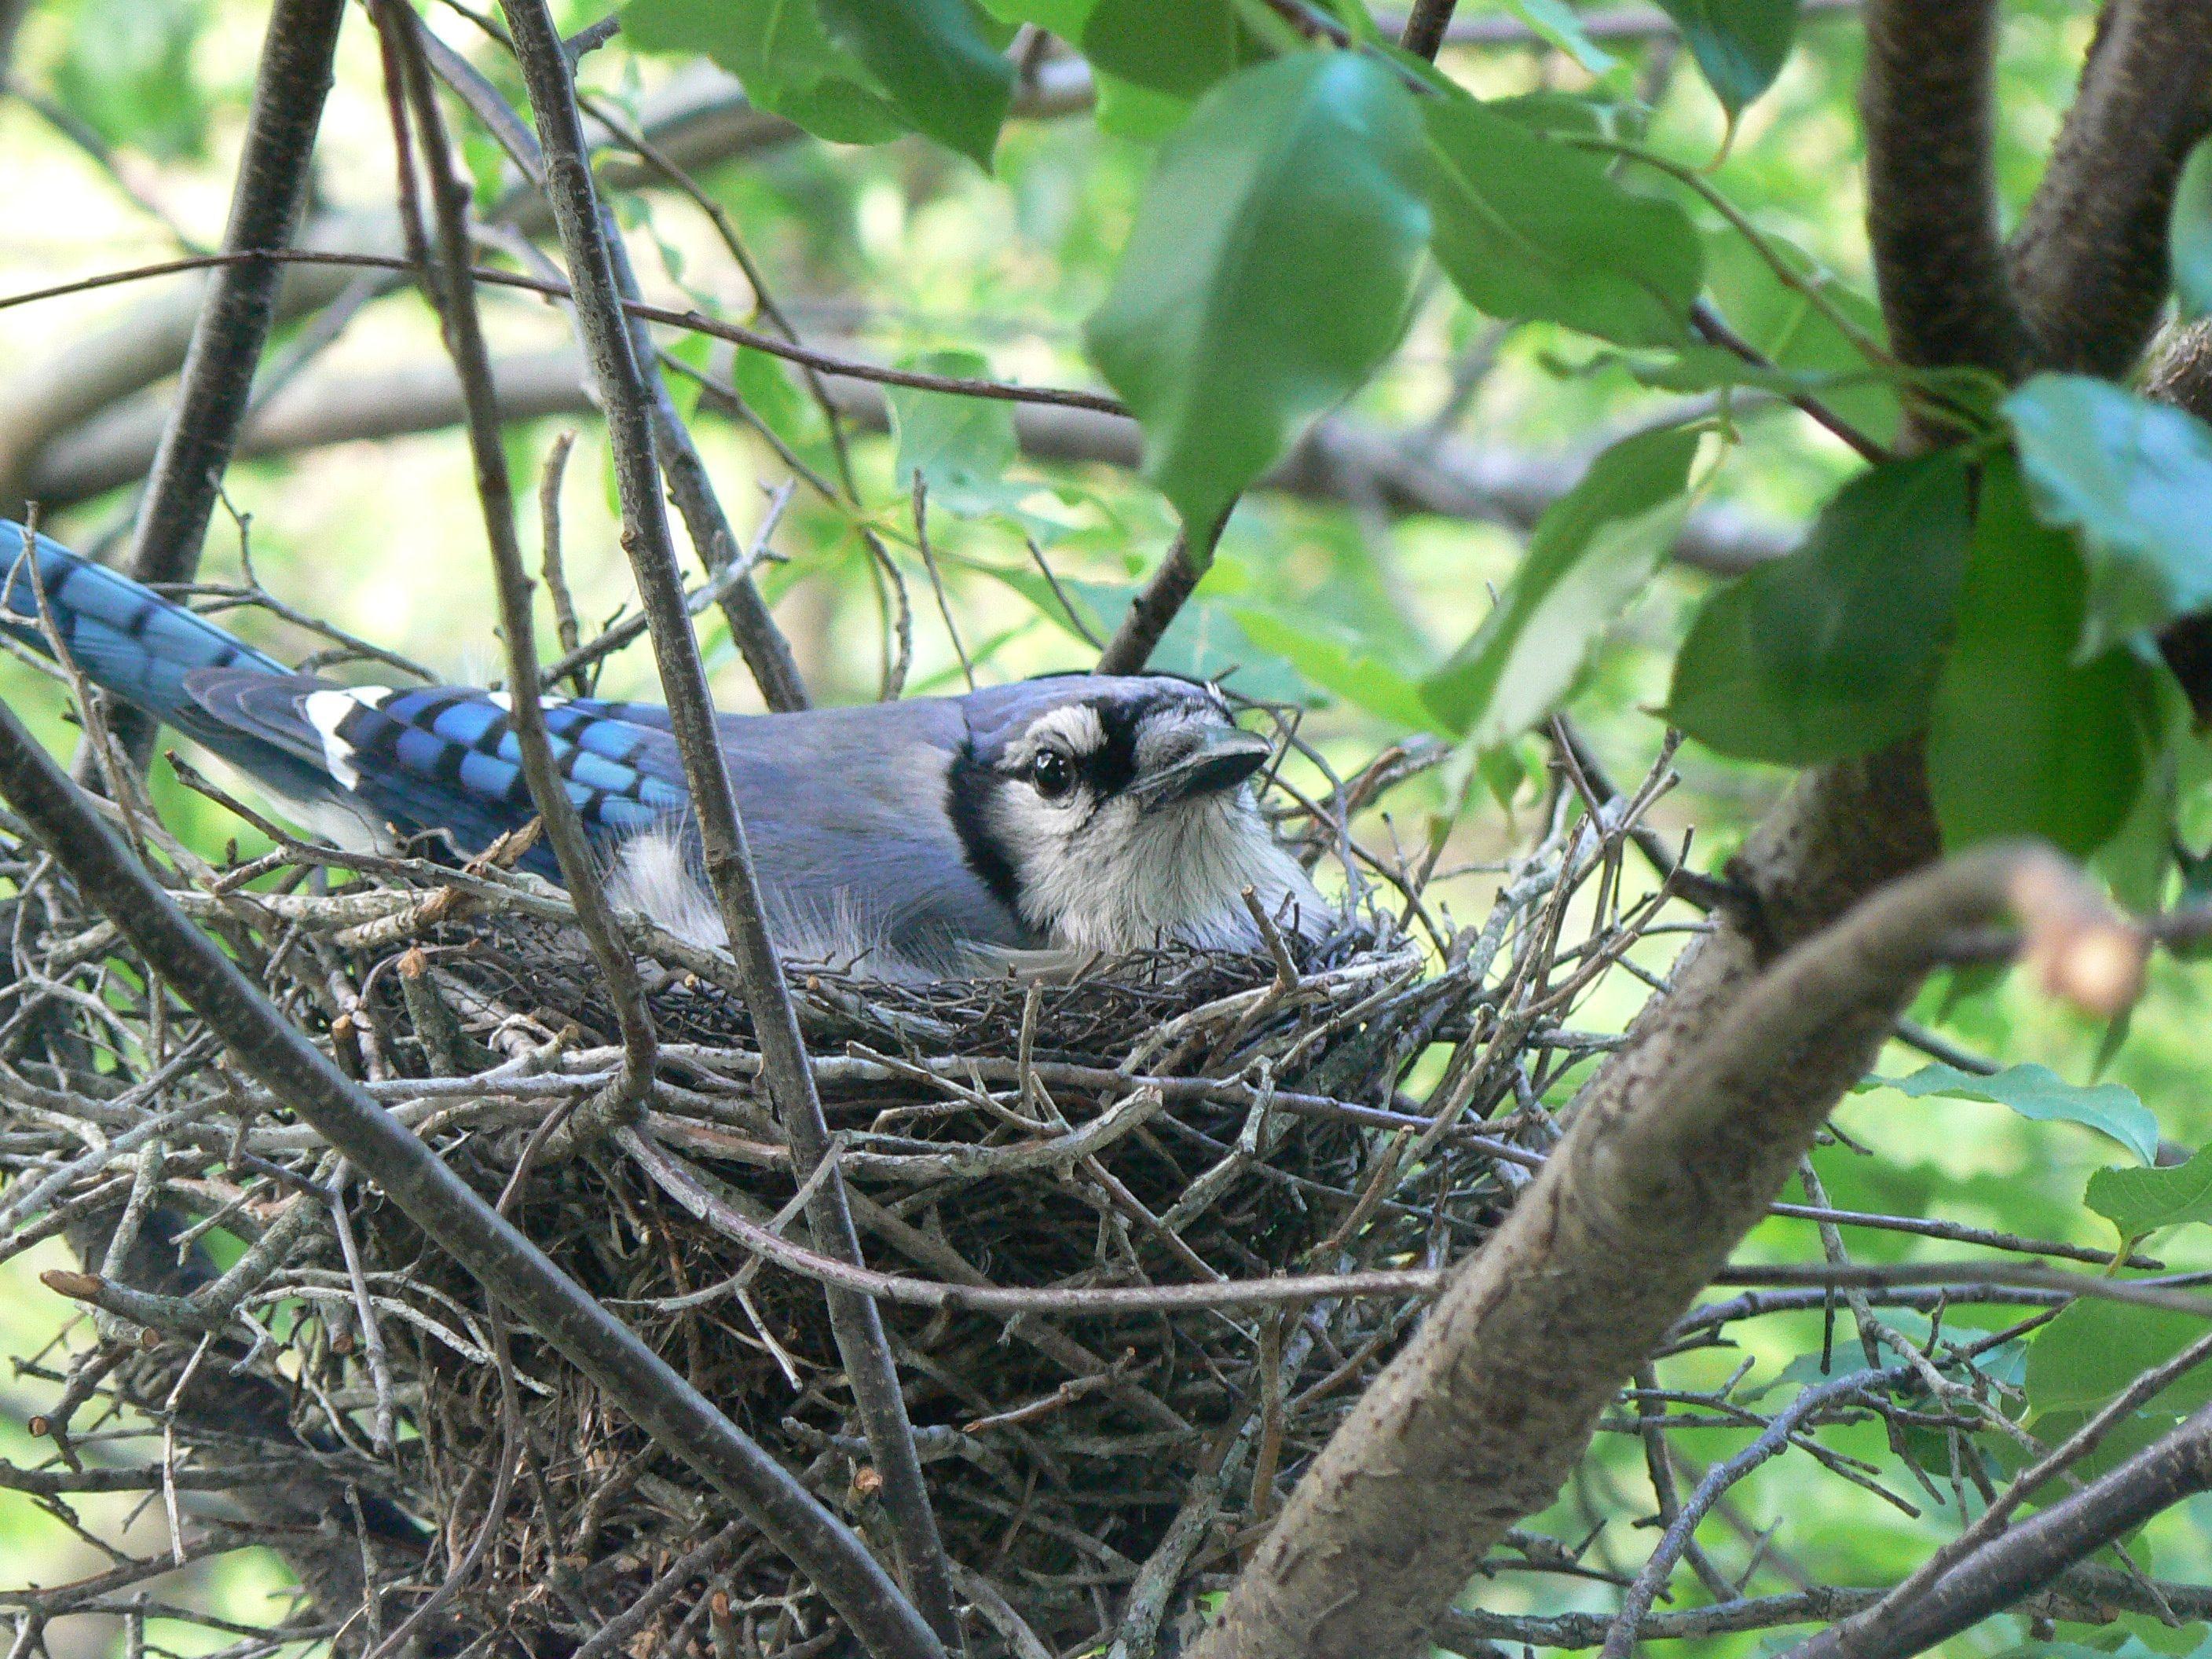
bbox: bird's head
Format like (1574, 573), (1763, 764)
(950, 676), (1328, 958)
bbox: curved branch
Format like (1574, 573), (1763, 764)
(1187, 843), (2139, 1659)
(2008, 0), (2212, 376)
(1859, 0), (2027, 378)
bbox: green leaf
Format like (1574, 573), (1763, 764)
(1423, 426), (1699, 742)
(2026, 1297), (2212, 1431)
(621, 0), (906, 145)
(817, 0), (1014, 167)
(1230, 609), (1435, 731)
(52, 0), (212, 159)
(1702, 232), (1900, 449)
(1421, 97), (1703, 348)
(1085, 53), (1430, 535)
(1928, 451), (2155, 860)
(1094, 71), (1192, 141)
(1653, 0), (1803, 116)
(1495, 0), (1621, 80)
(1884, 1063), (2160, 1166)
(1667, 451), (1972, 764)
(2006, 375), (2212, 657)
(976, 0), (1095, 31)
(2087, 1145), (2212, 1239)
(1080, 0), (1242, 98)
(2171, 136), (2212, 320)
(887, 350), (1020, 515)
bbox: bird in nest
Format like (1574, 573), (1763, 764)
(0, 522), (1329, 981)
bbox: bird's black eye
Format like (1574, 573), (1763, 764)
(1030, 749), (1075, 800)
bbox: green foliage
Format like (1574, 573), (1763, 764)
(2086, 1145), (2212, 1240)
(50, 0), (212, 159)
(2007, 376), (2212, 657)
(1079, 0), (1246, 99)
(1928, 452), (2156, 860)
(1421, 96), (1704, 348)
(1653, 0), (1804, 117)
(1423, 425), (1699, 743)
(2171, 136), (2212, 320)
(620, 0), (905, 144)
(1667, 451), (1972, 764)
(1880, 1063), (2160, 1166)
(2026, 1297), (2212, 1483)
(1084, 52), (1430, 535)
(816, 0), (1015, 167)
(1492, 0), (1624, 81)
(887, 352), (1021, 515)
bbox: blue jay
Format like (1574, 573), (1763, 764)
(0, 522), (1326, 979)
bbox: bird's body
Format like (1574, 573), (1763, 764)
(0, 523), (1326, 979)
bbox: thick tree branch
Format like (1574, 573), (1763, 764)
(1859, 0), (2027, 378)
(0, 696), (940, 1659)
(2009, 0), (2212, 376)
(1786, 1401), (2212, 1659)
(107, 0), (344, 767)
(1189, 836), (2139, 1659)
(493, 3), (955, 1645)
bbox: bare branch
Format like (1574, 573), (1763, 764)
(2009, 0), (2212, 376)
(1188, 844), (2136, 1659)
(1859, 0), (2027, 377)
(493, 2), (955, 1642)
(107, 0), (345, 767)
(1785, 1401), (2212, 1659)
(1398, 0), (1461, 60)
(1097, 520), (1220, 676)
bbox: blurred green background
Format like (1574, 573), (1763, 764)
(0, 2), (2207, 1655)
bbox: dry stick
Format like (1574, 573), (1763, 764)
(409, 25), (808, 712)
(1808, 1324), (2212, 1657)
(383, 6), (658, 1103)
(1599, 1366), (1901, 1659)
(491, 5), (956, 1647)
(537, 430), (587, 695)
(0, 700), (936, 1659)
(107, 0), (346, 771)
(1785, 1399), (2212, 1659)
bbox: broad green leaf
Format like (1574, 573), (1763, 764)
(1231, 609), (1434, 731)
(1086, 53), (1430, 536)
(1883, 1062), (2160, 1166)
(1667, 451), (1972, 764)
(818, 0), (1014, 167)
(2172, 136), (2212, 320)
(1081, 0), (1241, 98)
(2087, 1145), (2212, 1239)
(2025, 1298), (2212, 1489)
(2008, 375), (2212, 655)
(1422, 97), (1703, 348)
(1928, 452), (2155, 860)
(1423, 426), (1699, 742)
(887, 350), (1020, 515)
(1703, 233), (1900, 449)
(621, 0), (905, 145)
(1654, 0), (1803, 116)
(1094, 72), (1192, 141)
(976, 0), (1095, 30)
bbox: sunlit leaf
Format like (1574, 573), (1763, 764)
(621, 0), (906, 145)
(1086, 52), (1430, 535)
(1495, 0), (1620, 79)
(1883, 1062), (2160, 1166)
(1667, 451), (1972, 764)
(1231, 609), (1434, 731)
(2006, 375), (2212, 657)
(1422, 96), (1702, 347)
(2170, 135), (2212, 320)
(1653, 0), (1803, 116)
(888, 350), (1020, 515)
(2087, 1145), (2212, 1239)
(1423, 425), (1699, 742)
(1928, 451), (2156, 860)
(817, 0), (1014, 167)
(1703, 233), (1900, 449)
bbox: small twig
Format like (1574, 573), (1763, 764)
(536, 430), (586, 695)
(910, 474), (973, 691)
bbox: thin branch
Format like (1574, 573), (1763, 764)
(1785, 1401), (2212, 1659)
(1398, 0), (1461, 60)
(492, 3), (955, 1644)
(2008, 0), (2212, 376)
(0, 695), (939, 1659)
(109, 0), (346, 768)
(1097, 514), (1227, 676)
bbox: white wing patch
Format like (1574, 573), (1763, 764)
(303, 686), (394, 791)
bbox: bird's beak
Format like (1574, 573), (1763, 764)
(1137, 725), (1274, 805)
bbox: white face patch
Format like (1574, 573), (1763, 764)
(302, 686), (394, 792)
(1009, 703), (1105, 768)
